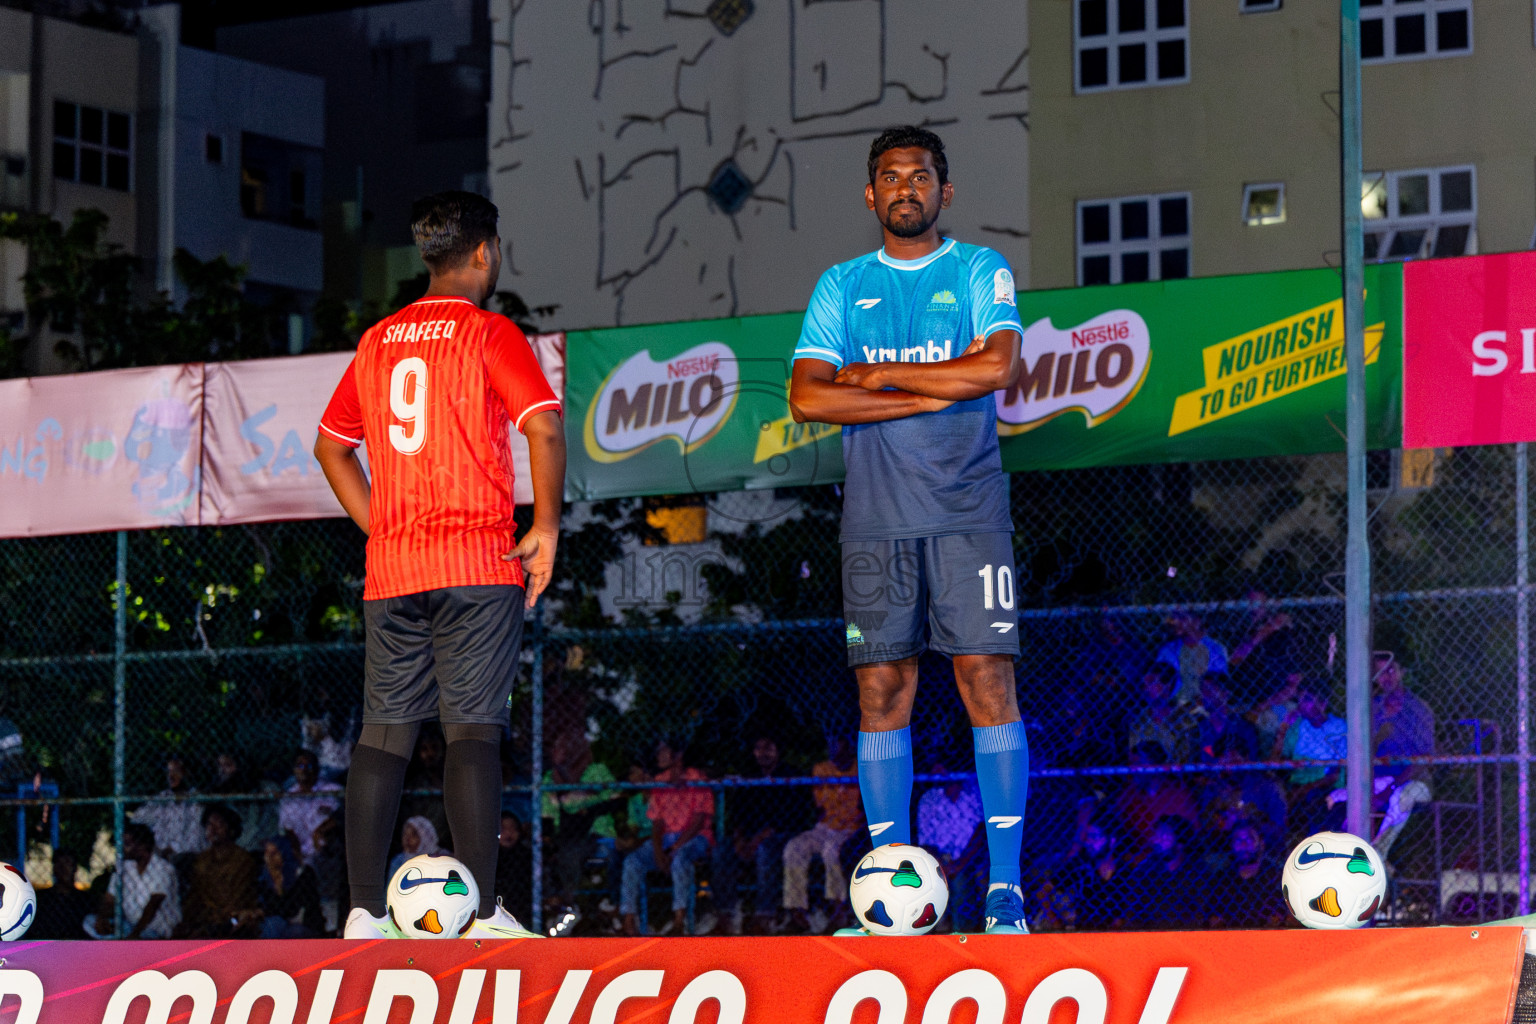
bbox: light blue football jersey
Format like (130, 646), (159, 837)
(794, 238), (1022, 541)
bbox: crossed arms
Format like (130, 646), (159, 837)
(788, 328), (1021, 426)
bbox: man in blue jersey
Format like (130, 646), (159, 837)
(790, 127), (1028, 934)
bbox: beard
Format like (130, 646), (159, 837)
(882, 200), (940, 239)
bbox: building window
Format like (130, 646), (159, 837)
(53, 101), (131, 191)
(1075, 0), (1190, 93)
(1077, 192), (1192, 285)
(240, 132), (320, 229)
(205, 134), (224, 164)
(1361, 0), (1471, 63)
(1242, 183), (1286, 226)
(1242, 0), (1281, 11)
(1360, 165), (1475, 261)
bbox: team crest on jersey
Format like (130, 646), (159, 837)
(845, 622), (866, 647)
(927, 289), (957, 311)
(994, 269), (1016, 307)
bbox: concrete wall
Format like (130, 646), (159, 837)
(489, 0), (1032, 330)
(1029, 1), (1536, 290)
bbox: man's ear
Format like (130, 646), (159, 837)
(865, 182), (876, 211)
(940, 182), (954, 209)
(474, 238), (496, 270)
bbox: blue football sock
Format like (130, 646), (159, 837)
(858, 727), (913, 846)
(973, 721), (1029, 889)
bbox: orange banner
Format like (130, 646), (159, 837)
(0, 927), (1522, 1024)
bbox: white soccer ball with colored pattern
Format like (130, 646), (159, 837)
(388, 853), (479, 938)
(848, 842), (948, 935)
(0, 863), (35, 940)
(1281, 831), (1387, 929)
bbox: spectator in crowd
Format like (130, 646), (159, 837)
(257, 835), (325, 938)
(1228, 591), (1299, 705)
(1031, 686), (1116, 869)
(1073, 616), (1148, 733)
(1191, 672), (1260, 764)
(1123, 815), (1206, 930)
(1207, 821), (1284, 928)
(388, 815), (446, 880)
(1197, 776), (1287, 865)
(279, 749), (343, 864)
(311, 809), (347, 935)
(1250, 671), (1302, 753)
(302, 716), (353, 785)
(403, 727), (450, 845)
(1114, 741), (1198, 857)
(1042, 684), (1120, 770)
(1273, 682), (1347, 836)
(620, 739), (713, 936)
(177, 804), (260, 938)
(542, 727), (621, 919)
(33, 848), (91, 939)
(1155, 612), (1228, 704)
(132, 755), (206, 863)
(1067, 819), (1127, 931)
(783, 736), (861, 934)
(120, 823), (181, 938)
(209, 750), (281, 851)
(710, 734), (810, 935)
(495, 812), (534, 927)
(1370, 651), (1437, 857)
(1125, 664), (1193, 764)
(916, 760), (985, 931)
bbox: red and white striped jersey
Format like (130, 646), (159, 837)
(319, 296), (561, 600)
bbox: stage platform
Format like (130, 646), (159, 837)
(0, 927), (1528, 1024)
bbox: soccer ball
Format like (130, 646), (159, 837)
(0, 863), (35, 940)
(387, 854), (479, 938)
(848, 843), (948, 935)
(1281, 831), (1388, 929)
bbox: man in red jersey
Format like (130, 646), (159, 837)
(315, 191), (565, 939)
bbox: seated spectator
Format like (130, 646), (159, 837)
(1066, 819), (1128, 931)
(311, 809), (346, 935)
(1368, 651), (1436, 857)
(1273, 682), (1347, 836)
(403, 727), (449, 845)
(302, 716), (353, 784)
(1197, 776), (1287, 865)
(209, 750), (281, 852)
(256, 836), (325, 938)
(916, 760), (985, 932)
(1114, 741), (1197, 857)
(177, 804), (260, 937)
(121, 823), (181, 938)
(1228, 591), (1298, 706)
(1122, 815), (1207, 930)
(710, 735), (811, 935)
(388, 815), (447, 880)
(620, 739), (713, 936)
(1207, 822), (1284, 928)
(1125, 664), (1193, 764)
(1250, 671), (1302, 753)
(1191, 672), (1259, 764)
(32, 848), (91, 939)
(782, 735), (861, 934)
(495, 812), (534, 927)
(132, 755), (206, 863)
(1155, 612), (1228, 704)
(279, 749), (343, 864)
(542, 727), (621, 918)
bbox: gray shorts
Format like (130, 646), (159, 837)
(362, 585), (525, 725)
(841, 533), (1021, 667)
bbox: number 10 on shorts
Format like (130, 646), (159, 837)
(978, 564), (1015, 611)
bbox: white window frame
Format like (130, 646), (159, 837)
(1361, 164), (1476, 263)
(1242, 182), (1286, 226)
(1076, 191), (1193, 286)
(53, 101), (132, 192)
(1360, 0), (1472, 64)
(1241, 0), (1282, 12)
(1073, 0), (1191, 95)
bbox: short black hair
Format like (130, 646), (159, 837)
(202, 802), (242, 835)
(868, 126), (948, 187)
(411, 191), (500, 273)
(124, 822), (154, 850)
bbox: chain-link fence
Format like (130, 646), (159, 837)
(1, 445), (1529, 938)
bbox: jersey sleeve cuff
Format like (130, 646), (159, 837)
(979, 320), (1023, 339)
(318, 422), (363, 448)
(794, 347), (845, 367)
(515, 399), (564, 432)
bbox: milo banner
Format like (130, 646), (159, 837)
(564, 266), (1403, 500)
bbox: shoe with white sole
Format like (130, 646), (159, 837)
(463, 898), (543, 939)
(344, 907), (403, 939)
(983, 883), (1030, 934)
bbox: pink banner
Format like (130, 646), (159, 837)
(0, 334), (565, 538)
(0, 365), (204, 537)
(1404, 251), (1536, 448)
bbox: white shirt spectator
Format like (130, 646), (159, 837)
(122, 854), (181, 938)
(131, 791), (206, 857)
(279, 780), (342, 862)
(917, 783), (983, 861)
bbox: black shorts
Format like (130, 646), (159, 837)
(841, 533), (1021, 667)
(362, 585), (525, 726)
